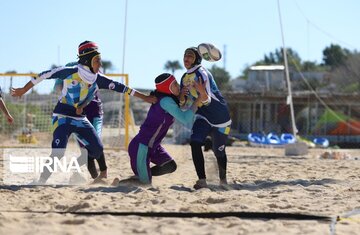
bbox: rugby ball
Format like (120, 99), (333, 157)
(197, 43), (222, 62)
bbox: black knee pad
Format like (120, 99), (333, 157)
(151, 160), (177, 176)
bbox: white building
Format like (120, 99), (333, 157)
(247, 65), (286, 92)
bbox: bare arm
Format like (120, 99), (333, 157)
(0, 98), (14, 124)
(11, 80), (35, 97)
(133, 90), (157, 104)
(193, 80), (209, 107)
(179, 86), (189, 106)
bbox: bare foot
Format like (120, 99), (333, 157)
(220, 178), (232, 190)
(193, 179), (208, 190)
(111, 177), (120, 186)
(92, 169), (108, 184)
(99, 169), (107, 178)
(220, 178), (228, 185)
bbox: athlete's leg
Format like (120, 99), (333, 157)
(75, 118), (106, 179)
(86, 158), (98, 179)
(38, 116), (71, 183)
(190, 119), (211, 189)
(210, 126), (230, 184)
(91, 116), (103, 137)
(128, 138), (151, 184)
(211, 128), (227, 183)
(75, 119), (104, 159)
(77, 116), (104, 179)
(150, 145), (177, 176)
(91, 116), (106, 174)
(74, 132), (98, 179)
(190, 141), (205, 179)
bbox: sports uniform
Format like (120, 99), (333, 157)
(180, 47), (232, 189)
(26, 41), (137, 183)
(54, 61), (104, 179)
(38, 63), (134, 181)
(128, 73), (197, 184)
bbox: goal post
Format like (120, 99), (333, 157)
(0, 73), (132, 150)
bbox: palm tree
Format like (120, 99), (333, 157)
(164, 60), (183, 75)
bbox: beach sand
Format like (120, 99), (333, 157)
(1, 144), (360, 235)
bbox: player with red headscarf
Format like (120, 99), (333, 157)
(123, 73), (207, 184)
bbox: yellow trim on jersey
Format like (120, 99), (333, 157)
(52, 120), (59, 133)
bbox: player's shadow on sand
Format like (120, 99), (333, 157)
(80, 185), (141, 194)
(234, 178), (340, 191)
(0, 184), (70, 191)
(169, 178), (340, 192)
(80, 177), (150, 194)
(228, 155), (309, 163)
(0, 185), (37, 191)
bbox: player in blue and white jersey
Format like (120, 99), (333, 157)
(179, 47), (232, 189)
(12, 41), (156, 184)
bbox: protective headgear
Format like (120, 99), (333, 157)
(155, 73), (176, 95)
(184, 47), (202, 66)
(77, 41), (100, 73)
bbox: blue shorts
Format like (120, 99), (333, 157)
(190, 118), (231, 148)
(51, 115), (103, 159)
(75, 115), (103, 148)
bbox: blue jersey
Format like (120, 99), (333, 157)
(53, 62), (103, 118)
(180, 65), (231, 127)
(33, 65), (133, 118)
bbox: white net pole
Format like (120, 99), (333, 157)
(118, 0), (129, 143)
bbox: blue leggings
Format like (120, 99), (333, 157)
(39, 115), (104, 182)
(51, 116), (104, 158)
(74, 116), (103, 148)
(73, 116), (106, 173)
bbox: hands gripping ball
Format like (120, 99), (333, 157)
(197, 43), (222, 62)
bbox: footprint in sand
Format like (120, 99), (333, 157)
(83, 194), (94, 200)
(205, 197), (227, 204)
(66, 202), (91, 212)
(55, 202), (91, 212)
(61, 219), (86, 225)
(268, 203), (279, 208)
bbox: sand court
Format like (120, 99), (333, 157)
(1, 145), (360, 234)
